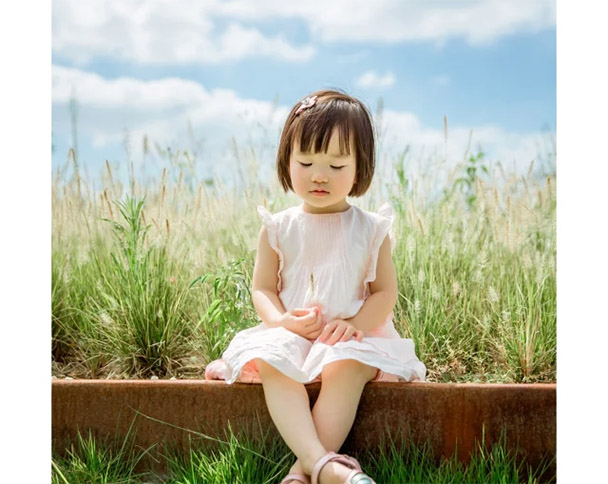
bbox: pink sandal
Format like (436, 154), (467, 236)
(310, 451), (375, 484)
(280, 473), (310, 484)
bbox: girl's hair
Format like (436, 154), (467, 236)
(276, 89), (376, 197)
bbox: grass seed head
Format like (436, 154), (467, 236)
(406, 235), (415, 255)
(417, 269), (425, 284)
(413, 299), (421, 315)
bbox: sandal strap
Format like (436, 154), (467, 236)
(311, 451), (363, 484)
(311, 452), (343, 484)
(341, 454), (362, 471)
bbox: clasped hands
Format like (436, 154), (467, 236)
(279, 306), (364, 344)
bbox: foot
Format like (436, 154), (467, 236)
(311, 452), (376, 484)
(281, 459), (309, 484)
(317, 461), (354, 484)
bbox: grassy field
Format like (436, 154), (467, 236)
(51, 143), (556, 383)
(51, 418), (556, 483)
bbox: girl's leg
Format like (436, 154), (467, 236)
(313, 359), (377, 449)
(289, 359), (377, 479)
(254, 358), (328, 474)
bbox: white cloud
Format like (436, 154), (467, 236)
(52, 65), (550, 180)
(355, 71), (396, 89)
(53, 0), (315, 65)
(378, 109), (550, 176)
(52, 65), (289, 171)
(215, 0), (555, 45)
(52, 0), (554, 66)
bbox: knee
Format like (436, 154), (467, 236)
(254, 358), (280, 378)
(321, 359), (377, 384)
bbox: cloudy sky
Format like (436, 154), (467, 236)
(52, 0), (556, 185)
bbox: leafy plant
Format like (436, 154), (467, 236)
(95, 195), (192, 377)
(453, 150), (489, 208)
(191, 257), (257, 362)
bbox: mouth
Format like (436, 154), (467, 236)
(310, 189), (329, 197)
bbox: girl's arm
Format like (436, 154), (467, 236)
(346, 235), (398, 333)
(251, 225), (287, 327)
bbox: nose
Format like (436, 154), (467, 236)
(311, 168), (328, 184)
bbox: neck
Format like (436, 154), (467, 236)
(301, 201), (351, 214)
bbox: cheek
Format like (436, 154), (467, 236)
(338, 168), (356, 188)
(289, 164), (305, 189)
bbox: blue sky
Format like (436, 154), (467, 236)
(52, 0), (556, 185)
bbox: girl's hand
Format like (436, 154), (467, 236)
(279, 306), (324, 340)
(301, 306), (325, 341)
(318, 319), (364, 346)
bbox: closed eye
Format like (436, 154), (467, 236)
(298, 162), (345, 170)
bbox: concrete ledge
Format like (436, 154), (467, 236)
(52, 380), (555, 478)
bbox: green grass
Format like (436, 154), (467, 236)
(52, 419), (556, 484)
(51, 144), (555, 383)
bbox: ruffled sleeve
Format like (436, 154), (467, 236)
(362, 203), (395, 297)
(256, 205), (284, 292)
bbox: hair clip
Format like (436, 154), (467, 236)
(295, 95), (318, 116)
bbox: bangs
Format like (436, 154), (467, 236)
(292, 103), (356, 156)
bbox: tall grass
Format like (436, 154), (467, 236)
(52, 137), (555, 382)
(389, 158), (556, 382)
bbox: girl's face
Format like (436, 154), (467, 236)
(289, 129), (357, 214)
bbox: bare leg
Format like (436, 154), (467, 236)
(288, 359), (377, 482)
(254, 358), (327, 474)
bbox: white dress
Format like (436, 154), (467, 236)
(204, 202), (426, 384)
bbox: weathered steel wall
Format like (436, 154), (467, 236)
(52, 380), (556, 480)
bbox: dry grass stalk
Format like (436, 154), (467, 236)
(521, 175), (531, 205)
(105, 160), (115, 195)
(416, 214), (426, 236)
(196, 184), (202, 213)
(103, 189), (114, 219)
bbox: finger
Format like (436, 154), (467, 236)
(318, 322), (336, 343)
(355, 330), (364, 342)
(303, 311), (321, 327)
(328, 325), (347, 346)
(312, 307), (324, 326)
(296, 310), (317, 322)
(305, 326), (324, 340)
(314, 315), (326, 330)
(328, 327), (346, 346)
(292, 308), (312, 316)
(340, 326), (355, 342)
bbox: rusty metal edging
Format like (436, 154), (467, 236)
(52, 380), (556, 479)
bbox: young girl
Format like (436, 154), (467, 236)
(205, 89), (426, 484)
